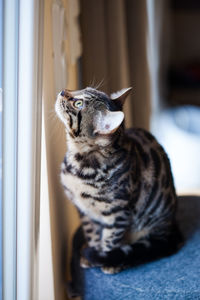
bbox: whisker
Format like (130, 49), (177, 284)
(94, 78), (106, 90)
(45, 104), (66, 142)
(89, 77), (96, 88)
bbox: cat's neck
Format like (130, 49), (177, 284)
(65, 129), (126, 158)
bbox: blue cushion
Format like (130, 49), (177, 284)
(82, 196), (200, 300)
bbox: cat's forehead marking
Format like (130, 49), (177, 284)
(85, 88), (109, 101)
(74, 95), (84, 100)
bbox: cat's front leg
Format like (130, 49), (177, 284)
(80, 214), (102, 250)
(101, 224), (127, 252)
(82, 224), (128, 271)
(82, 216), (129, 268)
(100, 210), (131, 252)
(80, 214), (103, 268)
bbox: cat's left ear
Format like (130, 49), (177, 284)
(94, 110), (124, 135)
(110, 87), (132, 107)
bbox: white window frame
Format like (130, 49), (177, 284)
(3, 0), (44, 299)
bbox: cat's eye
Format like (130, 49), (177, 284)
(73, 99), (83, 109)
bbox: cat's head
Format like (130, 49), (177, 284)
(55, 87), (132, 140)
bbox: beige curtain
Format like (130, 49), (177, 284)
(42, 0), (152, 299)
(42, 0), (81, 299)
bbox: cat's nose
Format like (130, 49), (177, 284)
(60, 90), (66, 97)
(60, 89), (73, 98)
(60, 89), (83, 98)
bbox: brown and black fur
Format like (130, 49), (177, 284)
(55, 87), (182, 275)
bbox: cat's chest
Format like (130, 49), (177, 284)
(60, 164), (112, 218)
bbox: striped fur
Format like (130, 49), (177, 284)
(55, 87), (182, 274)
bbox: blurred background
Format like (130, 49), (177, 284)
(151, 0), (200, 194)
(2, 0), (200, 299)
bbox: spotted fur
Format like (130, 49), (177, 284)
(55, 87), (182, 274)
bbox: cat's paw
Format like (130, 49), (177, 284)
(80, 256), (92, 268)
(101, 266), (123, 274)
(82, 247), (106, 266)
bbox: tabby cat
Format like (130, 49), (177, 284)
(55, 87), (182, 274)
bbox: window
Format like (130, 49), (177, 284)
(2, 1), (43, 299)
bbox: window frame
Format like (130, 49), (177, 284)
(2, 1), (44, 299)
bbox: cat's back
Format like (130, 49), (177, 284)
(126, 127), (159, 152)
(126, 128), (168, 170)
(126, 128), (177, 234)
(126, 127), (175, 192)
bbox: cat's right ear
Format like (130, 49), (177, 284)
(110, 87), (132, 107)
(94, 110), (124, 135)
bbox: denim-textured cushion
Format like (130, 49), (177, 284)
(81, 196), (200, 300)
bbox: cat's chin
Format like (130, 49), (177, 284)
(55, 95), (68, 126)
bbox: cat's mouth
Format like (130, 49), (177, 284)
(55, 93), (69, 124)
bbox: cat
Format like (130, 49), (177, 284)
(55, 87), (182, 275)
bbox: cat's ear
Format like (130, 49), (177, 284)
(94, 110), (124, 135)
(110, 87), (132, 107)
